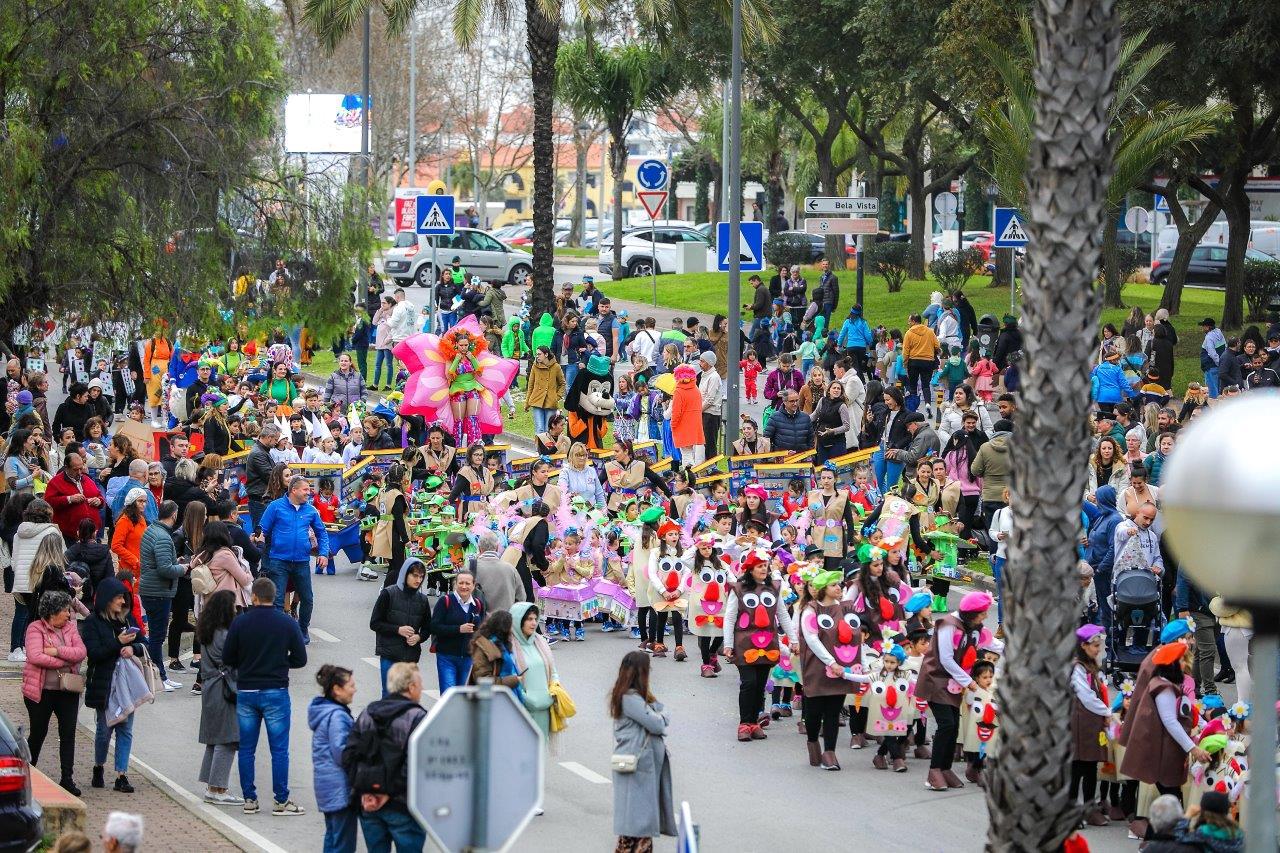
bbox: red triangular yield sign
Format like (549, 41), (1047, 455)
(638, 191), (668, 220)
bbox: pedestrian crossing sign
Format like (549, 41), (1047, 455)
(993, 207), (1029, 247)
(416, 195), (455, 235)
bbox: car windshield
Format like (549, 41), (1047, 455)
(394, 232), (418, 248)
(1246, 247), (1276, 261)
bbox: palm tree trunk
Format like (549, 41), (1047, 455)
(1101, 214), (1123, 307)
(525, 0), (559, 321)
(985, 0), (1120, 850)
(609, 125), (627, 278)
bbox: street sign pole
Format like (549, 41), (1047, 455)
(1010, 249), (1016, 314)
(725, 0), (743, 454)
(471, 681), (493, 850)
(651, 230), (657, 307)
(431, 241), (438, 332)
(856, 234), (865, 309)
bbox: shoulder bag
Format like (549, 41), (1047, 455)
(610, 732), (649, 774)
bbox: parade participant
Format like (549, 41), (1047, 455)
(797, 569), (867, 770)
(723, 549), (797, 742)
(416, 425), (457, 481)
(505, 500), (551, 603)
(448, 443), (495, 518)
(369, 463), (409, 587)
(917, 590), (998, 791)
(558, 442), (605, 509)
(533, 413), (570, 457)
(736, 483), (774, 540)
(1070, 624), (1112, 826)
(846, 548), (912, 645)
(866, 644), (914, 772)
(1119, 641), (1209, 804)
(437, 324), (488, 445)
(496, 457), (561, 515)
(807, 466), (855, 571)
(730, 416), (770, 455)
(686, 534), (730, 678)
(604, 439), (671, 512)
(646, 519), (688, 660)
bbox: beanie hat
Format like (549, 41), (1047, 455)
(959, 590), (993, 613)
(1160, 619), (1192, 644)
(124, 487), (148, 506)
(15, 390), (32, 405)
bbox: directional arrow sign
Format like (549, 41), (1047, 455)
(804, 197), (879, 215)
(804, 218), (879, 235)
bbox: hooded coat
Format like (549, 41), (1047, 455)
(79, 577), (146, 710)
(530, 313), (557, 352)
(369, 559), (433, 662)
(670, 368), (704, 449)
(970, 432), (1011, 502)
(1085, 485), (1123, 578)
(308, 695), (355, 814)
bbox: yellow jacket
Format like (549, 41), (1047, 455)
(902, 324), (939, 361)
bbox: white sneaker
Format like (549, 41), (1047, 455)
(357, 567), (380, 581)
(6, 648), (25, 662)
(205, 789), (245, 805)
(163, 678), (182, 691)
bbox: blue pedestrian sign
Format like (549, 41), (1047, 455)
(716, 221), (765, 272)
(636, 159), (669, 191)
(993, 207), (1029, 247)
(1154, 194), (1170, 213)
(416, 194), (456, 235)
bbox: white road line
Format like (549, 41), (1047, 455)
(308, 628), (340, 643)
(559, 761), (611, 785)
(362, 656), (381, 668)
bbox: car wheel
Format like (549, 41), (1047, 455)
(415, 265), (434, 287)
(508, 264), (532, 286)
(627, 258), (654, 278)
(1152, 271), (1167, 286)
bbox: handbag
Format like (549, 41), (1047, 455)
(217, 668), (237, 703)
(44, 666), (85, 694)
(610, 733), (649, 774)
(134, 644), (160, 695)
(189, 559), (216, 596)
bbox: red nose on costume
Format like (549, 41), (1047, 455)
(752, 605), (770, 629)
(879, 598), (895, 621)
(981, 704), (997, 725)
(705, 583), (721, 603)
(664, 571), (679, 592)
(961, 646), (978, 672)
(885, 684), (898, 708)
(837, 619), (854, 645)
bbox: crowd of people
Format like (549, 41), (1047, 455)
(2, 257), (1263, 853)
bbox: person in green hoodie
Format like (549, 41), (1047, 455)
(530, 312), (557, 353)
(509, 602), (558, 742)
(501, 316), (529, 393)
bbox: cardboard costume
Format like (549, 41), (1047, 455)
(687, 554), (731, 637)
(730, 578), (782, 666)
(960, 684), (1000, 757)
(565, 354), (614, 449)
(798, 601), (864, 697)
(865, 667), (916, 736)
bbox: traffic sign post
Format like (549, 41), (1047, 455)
(417, 195), (455, 332)
(993, 207), (1029, 313)
(407, 683), (544, 853)
(636, 159), (669, 191)
(638, 192), (668, 306)
(804, 218), (879, 235)
(716, 221), (764, 272)
(804, 197), (879, 215)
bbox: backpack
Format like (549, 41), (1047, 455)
(342, 704), (417, 799)
(189, 557), (216, 596)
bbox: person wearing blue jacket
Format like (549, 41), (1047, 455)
(837, 305), (875, 378)
(1084, 485), (1123, 630)
(257, 476), (330, 644)
(1090, 348), (1132, 412)
(309, 664), (357, 853)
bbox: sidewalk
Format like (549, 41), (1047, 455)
(0, 594), (242, 851)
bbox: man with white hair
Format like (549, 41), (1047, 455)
(470, 533), (525, 614)
(698, 350), (723, 459)
(102, 811), (144, 853)
(108, 458), (158, 522)
(1142, 794), (1185, 846)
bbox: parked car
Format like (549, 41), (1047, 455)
(384, 227), (534, 287)
(0, 707), (41, 853)
(1150, 244), (1277, 287)
(931, 230), (995, 260)
(598, 224), (757, 277)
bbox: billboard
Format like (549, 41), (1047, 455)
(284, 93), (369, 154)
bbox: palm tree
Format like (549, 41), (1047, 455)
(557, 39), (682, 278)
(978, 21), (1225, 307)
(982, 1), (1119, 849)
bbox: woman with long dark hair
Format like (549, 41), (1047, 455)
(168, 501), (206, 675)
(610, 651), (674, 852)
(813, 381), (850, 465)
(195, 590), (241, 804)
(370, 463), (410, 589)
(722, 550), (797, 741)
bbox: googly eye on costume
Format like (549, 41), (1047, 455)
(760, 590), (777, 608)
(816, 613), (835, 630)
(843, 612), (862, 630)
(742, 593), (760, 609)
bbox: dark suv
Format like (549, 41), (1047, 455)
(0, 706), (41, 852)
(1150, 245), (1276, 287)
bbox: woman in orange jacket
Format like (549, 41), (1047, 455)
(110, 488), (148, 581)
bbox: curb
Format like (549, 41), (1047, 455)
(75, 718), (288, 853)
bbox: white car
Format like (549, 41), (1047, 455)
(383, 227), (533, 287)
(598, 224), (757, 277)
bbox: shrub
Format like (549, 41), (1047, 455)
(930, 247), (985, 295)
(1242, 258), (1280, 321)
(863, 241), (911, 293)
(763, 232), (813, 270)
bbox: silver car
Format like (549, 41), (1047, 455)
(384, 228), (534, 287)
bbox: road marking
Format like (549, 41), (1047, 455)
(559, 761), (611, 784)
(362, 657), (381, 668)
(308, 628), (340, 643)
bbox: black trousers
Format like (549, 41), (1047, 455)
(698, 636), (722, 665)
(848, 705), (868, 735)
(877, 736), (906, 759)
(847, 346), (869, 380)
(905, 358), (936, 403)
(167, 576), (199, 659)
(736, 664), (770, 725)
(702, 412), (721, 459)
(929, 702), (961, 770)
(1070, 759), (1099, 803)
(637, 607), (655, 644)
(803, 693), (844, 751)
(25, 690), (79, 782)
(956, 494), (980, 540)
(652, 611), (683, 647)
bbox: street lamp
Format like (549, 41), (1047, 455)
(1161, 396), (1280, 853)
(955, 175), (967, 253)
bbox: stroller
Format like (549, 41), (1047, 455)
(1107, 534), (1167, 672)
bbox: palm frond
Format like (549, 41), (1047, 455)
(302, 0), (372, 50)
(1107, 103), (1229, 206)
(450, 0), (491, 46)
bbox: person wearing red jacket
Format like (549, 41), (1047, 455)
(42, 448), (104, 540)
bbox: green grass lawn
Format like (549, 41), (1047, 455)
(555, 247), (598, 259)
(598, 267), (1223, 393)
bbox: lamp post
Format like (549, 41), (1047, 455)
(1161, 396), (1280, 853)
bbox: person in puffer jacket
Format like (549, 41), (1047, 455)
(1090, 347), (1132, 410)
(310, 663), (357, 853)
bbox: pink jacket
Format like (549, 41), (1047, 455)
(206, 546), (253, 608)
(22, 618), (88, 703)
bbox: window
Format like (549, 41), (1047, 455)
(630, 231), (652, 243)
(467, 232), (506, 253)
(679, 230), (710, 244)
(1191, 247), (1210, 261)
(394, 232), (418, 248)
(1208, 247), (1228, 262)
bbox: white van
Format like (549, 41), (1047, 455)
(1156, 219), (1280, 256)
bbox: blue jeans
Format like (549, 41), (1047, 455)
(10, 598), (28, 650)
(373, 349), (394, 386)
(438, 311), (457, 334)
(140, 596), (172, 680)
(94, 708), (134, 772)
(324, 806), (360, 853)
(289, 325), (303, 364)
(991, 557), (1007, 624)
(359, 803), (426, 853)
(871, 449), (904, 493)
(531, 407), (556, 434)
(436, 654), (472, 693)
(267, 558), (313, 635)
(247, 499), (267, 535)
(1204, 367), (1219, 398)
(379, 657), (401, 698)
(237, 688), (291, 804)
(815, 438), (846, 466)
(563, 362), (579, 389)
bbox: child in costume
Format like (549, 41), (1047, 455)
(439, 324), (488, 446)
(960, 660), (999, 784)
(1098, 680), (1137, 822)
(865, 644), (914, 772)
(542, 530), (595, 641)
(647, 519), (690, 660)
(740, 350), (763, 404)
(771, 571), (808, 721)
(312, 476), (339, 525)
(903, 628), (933, 759)
(686, 534), (731, 678)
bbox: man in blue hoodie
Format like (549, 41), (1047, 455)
(1083, 485), (1123, 630)
(257, 476), (329, 644)
(837, 304), (875, 379)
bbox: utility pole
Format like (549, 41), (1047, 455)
(720, 84), (730, 223)
(361, 5), (371, 193)
(407, 17), (416, 186)
(724, 0), (743, 452)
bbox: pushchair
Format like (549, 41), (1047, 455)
(1107, 541), (1167, 672)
